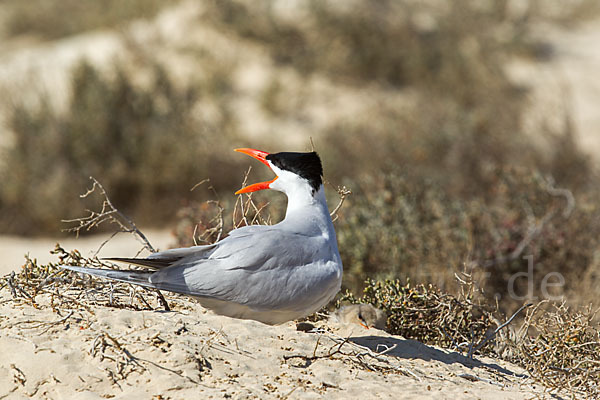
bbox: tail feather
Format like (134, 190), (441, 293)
(60, 265), (156, 289)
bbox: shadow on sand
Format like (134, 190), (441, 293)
(349, 334), (526, 378)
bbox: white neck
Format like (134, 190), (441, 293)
(278, 185), (338, 244)
(285, 184), (327, 218)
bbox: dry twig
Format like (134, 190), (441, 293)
(62, 176), (156, 253)
(61, 177), (172, 310)
(468, 303), (533, 358)
(330, 185), (352, 222)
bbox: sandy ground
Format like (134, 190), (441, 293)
(0, 229), (173, 276)
(0, 229), (550, 399)
(0, 288), (545, 399)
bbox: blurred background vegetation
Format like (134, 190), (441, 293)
(1, 0), (599, 315)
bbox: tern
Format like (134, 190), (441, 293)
(61, 148), (343, 325)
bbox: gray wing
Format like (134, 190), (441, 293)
(149, 226), (337, 311)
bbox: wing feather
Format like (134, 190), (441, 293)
(102, 243), (218, 270)
(103, 257), (179, 270)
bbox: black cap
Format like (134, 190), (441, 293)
(266, 151), (323, 193)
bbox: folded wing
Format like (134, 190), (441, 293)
(149, 227), (334, 311)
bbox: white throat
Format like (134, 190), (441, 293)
(285, 184), (327, 216)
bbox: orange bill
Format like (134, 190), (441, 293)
(234, 148), (278, 194)
(235, 177), (278, 194)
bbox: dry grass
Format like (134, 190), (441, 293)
(1, 245), (170, 313)
(509, 302), (600, 397)
(171, 172), (282, 249)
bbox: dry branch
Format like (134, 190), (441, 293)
(62, 176), (156, 253)
(284, 329), (421, 379)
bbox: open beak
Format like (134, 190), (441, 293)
(234, 148), (278, 194)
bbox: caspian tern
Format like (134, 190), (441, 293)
(61, 148), (343, 325)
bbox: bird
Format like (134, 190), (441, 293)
(333, 304), (387, 330)
(60, 148), (343, 325)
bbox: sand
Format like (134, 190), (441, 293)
(0, 279), (548, 399)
